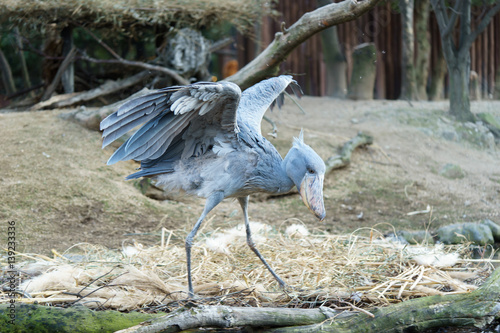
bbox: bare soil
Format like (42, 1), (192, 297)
(1, 97), (499, 255)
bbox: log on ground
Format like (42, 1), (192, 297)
(0, 303), (159, 333)
(325, 132), (374, 173)
(119, 267), (500, 332)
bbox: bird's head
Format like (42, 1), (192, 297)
(284, 130), (326, 221)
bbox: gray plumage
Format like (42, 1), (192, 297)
(101, 75), (326, 297)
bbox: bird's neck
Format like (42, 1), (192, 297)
(278, 151), (296, 193)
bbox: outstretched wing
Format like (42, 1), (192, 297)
(100, 81), (241, 165)
(236, 75), (302, 135)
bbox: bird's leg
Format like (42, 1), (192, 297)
(238, 196), (287, 288)
(186, 191), (224, 298)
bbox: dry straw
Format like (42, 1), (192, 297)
(1, 223), (494, 311)
(0, 0), (271, 34)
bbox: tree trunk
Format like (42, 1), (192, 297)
(399, 0), (418, 100)
(431, 0), (500, 121)
(321, 25), (347, 98)
(414, 0), (430, 100)
(448, 55), (474, 122)
(428, 45), (446, 101)
(317, 0), (347, 98)
(347, 43), (377, 100)
(495, 63), (500, 99)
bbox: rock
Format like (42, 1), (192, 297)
(477, 112), (500, 140)
(439, 163), (465, 179)
(457, 121), (496, 150)
(396, 230), (434, 245)
(437, 222), (494, 245)
(437, 118), (459, 142)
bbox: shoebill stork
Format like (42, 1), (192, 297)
(100, 75), (326, 296)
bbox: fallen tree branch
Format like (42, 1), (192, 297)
(59, 87), (153, 131)
(32, 71), (151, 111)
(325, 132), (373, 173)
(115, 306), (350, 333)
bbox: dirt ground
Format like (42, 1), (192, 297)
(1, 97), (499, 255)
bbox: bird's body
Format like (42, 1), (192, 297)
(101, 75), (326, 296)
(154, 124), (294, 199)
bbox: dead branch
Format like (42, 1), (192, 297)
(209, 37), (234, 53)
(115, 306), (348, 333)
(325, 132), (373, 173)
(32, 71), (151, 111)
(59, 87), (153, 131)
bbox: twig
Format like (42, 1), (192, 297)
(284, 91), (306, 114)
(79, 26), (189, 85)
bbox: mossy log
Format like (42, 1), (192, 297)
(325, 132), (373, 174)
(2, 268), (499, 332)
(0, 303), (159, 333)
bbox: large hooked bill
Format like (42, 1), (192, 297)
(299, 173), (326, 221)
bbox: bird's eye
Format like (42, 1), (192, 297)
(307, 168), (315, 174)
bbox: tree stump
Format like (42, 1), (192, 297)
(470, 70), (481, 100)
(347, 43), (377, 100)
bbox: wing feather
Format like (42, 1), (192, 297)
(236, 75), (301, 135)
(101, 81), (241, 166)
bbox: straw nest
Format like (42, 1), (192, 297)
(0, 0), (270, 34)
(1, 222), (495, 312)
